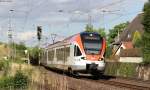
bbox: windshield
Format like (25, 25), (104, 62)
(84, 40), (102, 54)
(81, 33), (102, 55)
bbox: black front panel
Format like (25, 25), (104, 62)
(80, 32), (102, 55)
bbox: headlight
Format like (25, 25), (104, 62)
(98, 58), (104, 61)
(81, 57), (86, 60)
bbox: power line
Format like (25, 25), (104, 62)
(0, 0), (12, 2)
(96, 0), (125, 10)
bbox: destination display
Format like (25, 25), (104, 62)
(84, 35), (100, 40)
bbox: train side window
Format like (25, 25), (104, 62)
(74, 45), (82, 56)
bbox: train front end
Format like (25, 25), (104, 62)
(73, 32), (106, 75)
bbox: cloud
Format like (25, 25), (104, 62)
(0, 0), (147, 46)
(16, 31), (36, 41)
(51, 0), (71, 3)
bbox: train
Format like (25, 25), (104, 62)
(40, 31), (106, 77)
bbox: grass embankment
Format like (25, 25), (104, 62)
(0, 60), (30, 89)
(0, 60), (69, 90)
(105, 62), (138, 78)
(0, 44), (9, 59)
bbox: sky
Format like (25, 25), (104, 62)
(0, 0), (148, 46)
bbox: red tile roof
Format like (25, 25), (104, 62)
(122, 41), (133, 49)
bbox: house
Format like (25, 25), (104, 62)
(114, 41), (133, 56)
(112, 13), (144, 63)
(119, 48), (142, 63)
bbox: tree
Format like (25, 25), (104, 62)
(11, 42), (27, 58)
(84, 24), (106, 37)
(15, 42), (27, 50)
(85, 24), (94, 32)
(107, 22), (129, 44)
(97, 28), (106, 37)
(142, 0), (150, 64)
(132, 31), (142, 47)
(29, 47), (42, 65)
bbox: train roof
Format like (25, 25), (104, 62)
(46, 31), (101, 49)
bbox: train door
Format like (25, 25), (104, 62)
(74, 45), (82, 61)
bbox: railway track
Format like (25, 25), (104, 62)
(66, 76), (150, 90)
(41, 66), (150, 90)
(95, 79), (150, 90)
(75, 75), (150, 90)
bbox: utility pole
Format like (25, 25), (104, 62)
(87, 0), (92, 26)
(87, 13), (92, 27)
(8, 9), (14, 60)
(51, 33), (57, 44)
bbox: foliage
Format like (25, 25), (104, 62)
(11, 42), (27, 50)
(142, 0), (150, 64)
(105, 46), (113, 58)
(107, 22), (129, 44)
(0, 76), (14, 89)
(10, 42), (27, 59)
(85, 24), (94, 32)
(13, 57), (27, 64)
(97, 28), (106, 37)
(84, 23), (128, 58)
(0, 60), (10, 76)
(0, 70), (29, 89)
(105, 62), (137, 78)
(29, 47), (42, 65)
(13, 70), (29, 88)
(104, 62), (119, 75)
(118, 63), (136, 77)
(132, 31), (142, 47)
(84, 24), (106, 37)
(0, 42), (3, 45)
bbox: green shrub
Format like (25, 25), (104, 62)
(0, 76), (14, 89)
(105, 46), (112, 58)
(104, 62), (119, 76)
(105, 62), (137, 78)
(118, 63), (136, 77)
(0, 70), (29, 89)
(13, 71), (29, 89)
(0, 60), (10, 76)
(0, 60), (9, 70)
(0, 61), (5, 70)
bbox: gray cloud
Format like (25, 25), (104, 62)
(0, 0), (147, 45)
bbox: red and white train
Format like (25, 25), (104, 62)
(41, 32), (106, 76)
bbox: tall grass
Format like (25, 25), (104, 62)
(0, 70), (29, 89)
(0, 61), (70, 90)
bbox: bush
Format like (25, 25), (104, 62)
(13, 71), (29, 89)
(29, 47), (42, 65)
(0, 60), (10, 76)
(104, 62), (119, 75)
(105, 62), (137, 78)
(142, 0), (150, 64)
(0, 76), (14, 89)
(0, 70), (29, 89)
(105, 46), (112, 58)
(118, 63), (137, 77)
(0, 60), (9, 70)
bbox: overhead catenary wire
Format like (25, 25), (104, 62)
(0, 0), (145, 46)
